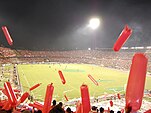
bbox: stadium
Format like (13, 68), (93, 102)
(0, 1), (151, 113)
(0, 46), (151, 113)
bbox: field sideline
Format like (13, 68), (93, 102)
(18, 63), (151, 101)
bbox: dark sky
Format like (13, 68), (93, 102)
(0, 0), (151, 50)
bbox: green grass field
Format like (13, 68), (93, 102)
(17, 63), (151, 101)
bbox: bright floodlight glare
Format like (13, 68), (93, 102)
(89, 18), (100, 30)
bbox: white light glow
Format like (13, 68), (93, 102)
(88, 18), (100, 30)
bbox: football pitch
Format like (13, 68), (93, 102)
(18, 63), (151, 101)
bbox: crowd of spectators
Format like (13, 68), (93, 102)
(0, 47), (16, 58)
(0, 47), (151, 72)
(0, 99), (130, 113)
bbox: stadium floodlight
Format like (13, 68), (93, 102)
(88, 18), (100, 30)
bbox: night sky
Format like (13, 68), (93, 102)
(0, 0), (151, 50)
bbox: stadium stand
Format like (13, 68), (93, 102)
(0, 46), (151, 113)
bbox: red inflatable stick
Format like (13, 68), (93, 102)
(144, 109), (151, 113)
(19, 92), (29, 103)
(28, 103), (33, 107)
(2, 26), (13, 46)
(113, 25), (132, 52)
(2, 89), (7, 95)
(117, 93), (121, 99)
(29, 83), (41, 91)
(108, 107), (110, 112)
(0, 100), (7, 107)
(121, 109), (124, 113)
(43, 83), (54, 113)
(15, 93), (21, 99)
(110, 100), (113, 107)
(2, 88), (20, 93)
(76, 101), (83, 113)
(4, 82), (17, 106)
(2, 101), (12, 110)
(58, 70), (66, 84)
(13, 89), (21, 93)
(33, 102), (43, 111)
(88, 74), (99, 86)
(126, 53), (148, 112)
(80, 84), (91, 113)
(64, 94), (69, 101)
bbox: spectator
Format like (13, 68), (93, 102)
(49, 102), (65, 113)
(99, 107), (104, 113)
(52, 100), (56, 106)
(50, 100), (56, 110)
(65, 107), (73, 113)
(110, 110), (114, 113)
(89, 106), (98, 113)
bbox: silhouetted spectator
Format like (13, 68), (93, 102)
(99, 107), (104, 113)
(117, 111), (121, 113)
(50, 100), (57, 110)
(89, 106), (98, 113)
(110, 110), (114, 113)
(52, 100), (56, 106)
(49, 102), (65, 113)
(65, 107), (73, 113)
